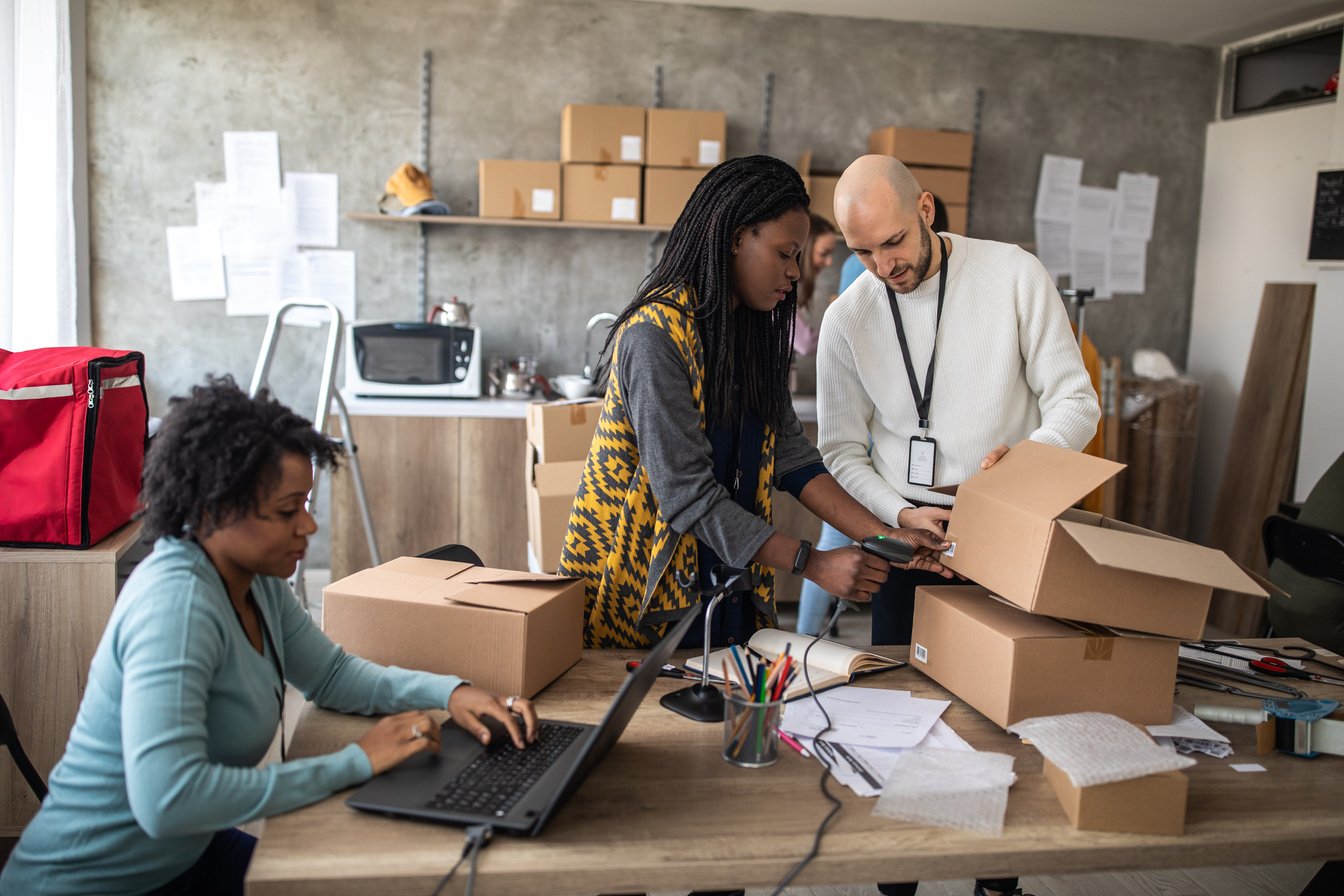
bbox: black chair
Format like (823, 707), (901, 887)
(417, 544), (484, 566)
(1263, 515), (1344, 587)
(1, 692), (47, 802)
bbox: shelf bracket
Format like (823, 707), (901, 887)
(651, 64), (664, 109)
(966, 86), (983, 237)
(758, 72), (774, 155)
(417, 49), (432, 320)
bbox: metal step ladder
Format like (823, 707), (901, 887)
(249, 300), (380, 607)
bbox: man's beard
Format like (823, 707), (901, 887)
(888, 222), (933, 294)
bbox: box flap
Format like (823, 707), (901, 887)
(440, 576), (573, 614)
(1056, 521), (1269, 596)
(929, 586), (1091, 641)
(531, 459), (586, 493)
(378, 555), (477, 579)
(455, 567), (578, 585)
(958, 440), (1125, 520)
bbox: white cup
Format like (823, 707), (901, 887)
(552, 375), (595, 400)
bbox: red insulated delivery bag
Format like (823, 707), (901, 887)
(0, 347), (149, 548)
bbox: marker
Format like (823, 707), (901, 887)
(778, 730), (811, 758)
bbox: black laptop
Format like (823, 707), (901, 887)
(346, 609), (698, 835)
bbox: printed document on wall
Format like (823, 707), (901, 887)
(224, 131), (281, 196)
(1114, 172), (1159, 240)
(1034, 154), (1083, 222)
(281, 250), (356, 327)
(284, 172), (339, 248)
(1109, 235), (1148, 294)
(165, 226), (226, 300)
(224, 256), (282, 317)
(1071, 186), (1116, 298)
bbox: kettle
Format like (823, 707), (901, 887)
(428, 296), (474, 327)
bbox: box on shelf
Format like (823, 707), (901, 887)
(1042, 759), (1187, 835)
(561, 104), (646, 165)
(477, 160), (561, 220)
(527, 449), (585, 574)
(943, 203), (968, 234)
(645, 108), (726, 168)
(643, 167), (707, 228)
(910, 586), (1178, 728)
(796, 151), (843, 227)
(935, 440), (1266, 640)
(868, 126), (974, 169)
(908, 166), (971, 204)
(526, 399), (602, 463)
(323, 556), (584, 698)
(562, 163), (643, 224)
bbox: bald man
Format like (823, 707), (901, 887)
(817, 155), (1099, 647)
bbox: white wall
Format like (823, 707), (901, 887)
(1187, 96), (1344, 542)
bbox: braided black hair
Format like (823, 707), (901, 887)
(139, 374), (342, 540)
(598, 154), (809, 429)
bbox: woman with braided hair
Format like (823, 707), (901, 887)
(558, 155), (950, 651)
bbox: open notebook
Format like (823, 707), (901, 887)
(685, 629), (906, 702)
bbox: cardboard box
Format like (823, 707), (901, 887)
(527, 449), (585, 574)
(868, 126), (974, 168)
(478, 160), (561, 220)
(943, 203), (967, 234)
(561, 104), (646, 165)
(1042, 758), (1187, 835)
(646, 108), (726, 168)
(323, 556), (584, 698)
(908, 166), (971, 204)
(526, 399), (602, 463)
(936, 440), (1266, 640)
(562, 163), (642, 223)
(910, 586), (1179, 727)
(796, 151), (843, 227)
(643, 167), (707, 228)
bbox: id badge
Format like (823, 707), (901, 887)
(908, 436), (937, 487)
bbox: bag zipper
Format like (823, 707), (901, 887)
(77, 354), (144, 547)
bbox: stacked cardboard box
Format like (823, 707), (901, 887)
(795, 150), (841, 227)
(641, 108), (722, 227)
(560, 104), (645, 223)
(525, 399), (602, 573)
(868, 125), (975, 233)
(909, 439), (1267, 833)
(478, 160), (561, 220)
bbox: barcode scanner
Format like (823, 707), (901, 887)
(860, 534), (916, 565)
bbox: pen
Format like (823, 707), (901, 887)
(778, 730), (811, 758)
(625, 661), (694, 680)
(832, 741), (881, 789)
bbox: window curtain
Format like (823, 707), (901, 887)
(1, 0), (85, 351)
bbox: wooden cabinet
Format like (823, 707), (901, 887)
(1, 521), (143, 834)
(330, 416), (529, 580)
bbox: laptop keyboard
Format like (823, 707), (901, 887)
(427, 722), (584, 818)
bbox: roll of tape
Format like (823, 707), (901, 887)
(1194, 704), (1267, 726)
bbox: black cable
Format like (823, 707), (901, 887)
(767, 600), (853, 896)
(429, 824), (493, 896)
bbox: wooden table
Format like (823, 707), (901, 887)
(0, 520), (145, 834)
(247, 642), (1344, 894)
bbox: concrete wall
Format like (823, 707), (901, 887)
(87, 0), (1218, 413)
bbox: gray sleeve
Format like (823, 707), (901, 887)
(773, 402), (824, 485)
(617, 322), (773, 568)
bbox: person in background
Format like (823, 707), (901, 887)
(819, 157), (1098, 896)
(797, 194), (951, 636)
(558, 155), (951, 652)
(0, 377), (538, 896)
(790, 211), (838, 358)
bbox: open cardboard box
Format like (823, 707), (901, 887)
(935, 440), (1266, 640)
(323, 556), (584, 698)
(526, 447), (585, 575)
(1042, 758), (1188, 835)
(911, 586), (1178, 727)
(525, 398), (601, 463)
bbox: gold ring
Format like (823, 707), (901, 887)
(410, 723), (424, 739)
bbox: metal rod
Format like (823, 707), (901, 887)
(967, 86), (984, 235)
(417, 50), (431, 320)
(759, 72), (775, 156)
(651, 64), (663, 109)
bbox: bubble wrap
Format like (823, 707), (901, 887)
(872, 748), (1017, 836)
(1007, 712), (1195, 787)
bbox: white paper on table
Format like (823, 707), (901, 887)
(1108, 235), (1148, 294)
(1033, 219), (1072, 280)
(284, 172), (339, 248)
(224, 131), (281, 196)
(1147, 704), (1231, 744)
(283, 250), (355, 327)
(799, 719), (973, 798)
(780, 686), (949, 749)
(1114, 172), (1159, 239)
(224, 256), (282, 317)
(165, 225), (226, 300)
(1034, 154), (1083, 222)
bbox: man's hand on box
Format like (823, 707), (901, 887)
(897, 504), (950, 537)
(980, 443), (1010, 469)
(449, 685), (539, 750)
(880, 527), (955, 579)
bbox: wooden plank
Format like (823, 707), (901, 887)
(1101, 357), (1122, 519)
(1207, 283), (1315, 636)
(456, 417), (528, 570)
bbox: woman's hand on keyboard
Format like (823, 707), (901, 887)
(449, 685), (539, 750)
(356, 710), (442, 775)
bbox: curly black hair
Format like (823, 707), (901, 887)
(596, 154), (809, 429)
(139, 374), (342, 540)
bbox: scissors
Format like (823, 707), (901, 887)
(1248, 657), (1344, 687)
(1185, 639), (1344, 676)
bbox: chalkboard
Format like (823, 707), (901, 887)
(1308, 168), (1344, 261)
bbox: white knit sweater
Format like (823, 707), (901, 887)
(816, 232), (1100, 525)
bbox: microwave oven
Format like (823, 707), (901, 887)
(345, 321), (482, 398)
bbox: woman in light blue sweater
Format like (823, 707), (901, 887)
(0, 376), (538, 895)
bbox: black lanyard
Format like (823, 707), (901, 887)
(885, 236), (949, 432)
(228, 589), (288, 762)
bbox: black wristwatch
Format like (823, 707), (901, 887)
(791, 539), (813, 575)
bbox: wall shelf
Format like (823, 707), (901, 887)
(347, 211), (666, 234)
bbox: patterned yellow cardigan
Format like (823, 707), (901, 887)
(558, 289), (777, 648)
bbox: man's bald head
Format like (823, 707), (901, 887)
(833, 155), (925, 231)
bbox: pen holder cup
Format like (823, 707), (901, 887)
(722, 694), (784, 768)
